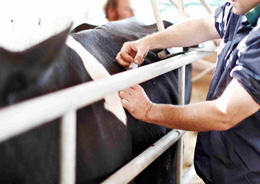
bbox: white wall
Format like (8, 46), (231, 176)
(0, 0), (104, 51)
(0, 0), (83, 50)
(0, 0), (156, 51)
(1, 0), (221, 51)
(0, 0), (222, 51)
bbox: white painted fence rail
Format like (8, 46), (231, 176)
(0, 50), (212, 184)
(0, 51), (212, 143)
(60, 111), (77, 184)
(101, 129), (186, 184)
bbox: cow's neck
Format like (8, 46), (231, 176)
(66, 36), (126, 125)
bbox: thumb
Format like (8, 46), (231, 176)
(134, 50), (146, 65)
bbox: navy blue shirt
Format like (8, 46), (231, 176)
(194, 3), (260, 184)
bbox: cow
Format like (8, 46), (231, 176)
(0, 17), (192, 184)
(70, 23), (97, 33)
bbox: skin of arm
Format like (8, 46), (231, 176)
(116, 15), (220, 68)
(119, 79), (260, 131)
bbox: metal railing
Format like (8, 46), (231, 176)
(0, 50), (212, 184)
(149, 1), (214, 183)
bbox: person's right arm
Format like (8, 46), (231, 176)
(119, 79), (260, 131)
(116, 15), (220, 68)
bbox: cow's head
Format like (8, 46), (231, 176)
(0, 26), (71, 108)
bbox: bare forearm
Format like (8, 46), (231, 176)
(146, 101), (229, 132)
(144, 79), (260, 132)
(120, 81), (259, 131)
(143, 15), (220, 50)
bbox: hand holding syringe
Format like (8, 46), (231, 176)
(128, 62), (138, 70)
(115, 39), (149, 71)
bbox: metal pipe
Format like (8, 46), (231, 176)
(177, 0), (186, 20)
(192, 61), (216, 82)
(101, 129), (185, 184)
(176, 66), (186, 184)
(170, 0), (212, 16)
(199, 0), (212, 14)
(60, 111), (76, 184)
(150, 0), (169, 59)
(150, 0), (165, 31)
(178, 66), (186, 105)
(168, 0), (191, 18)
(176, 0), (186, 183)
(0, 51), (212, 143)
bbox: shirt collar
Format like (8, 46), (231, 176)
(245, 3), (260, 26)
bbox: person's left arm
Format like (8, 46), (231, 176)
(119, 79), (260, 131)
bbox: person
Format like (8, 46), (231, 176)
(104, 0), (135, 22)
(116, 0), (260, 183)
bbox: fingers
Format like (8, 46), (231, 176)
(119, 90), (132, 111)
(119, 85), (142, 102)
(131, 84), (143, 92)
(119, 90), (131, 99)
(134, 50), (147, 65)
(121, 99), (131, 110)
(116, 52), (132, 68)
(116, 42), (135, 68)
(116, 41), (148, 69)
(119, 85), (152, 121)
(116, 51), (145, 69)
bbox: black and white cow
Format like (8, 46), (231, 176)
(0, 17), (191, 184)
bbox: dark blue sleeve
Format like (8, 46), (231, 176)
(215, 2), (233, 38)
(231, 27), (260, 105)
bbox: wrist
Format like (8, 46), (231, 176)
(141, 35), (153, 51)
(144, 102), (155, 123)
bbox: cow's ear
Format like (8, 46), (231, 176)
(22, 24), (72, 67)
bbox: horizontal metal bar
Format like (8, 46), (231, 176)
(0, 51), (212, 142)
(101, 129), (186, 184)
(192, 62), (216, 82)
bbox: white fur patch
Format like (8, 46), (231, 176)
(66, 36), (127, 125)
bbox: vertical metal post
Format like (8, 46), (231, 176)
(176, 1), (186, 183)
(150, 0), (166, 31)
(176, 66), (185, 184)
(168, 0), (191, 18)
(150, 0), (186, 183)
(60, 110), (77, 184)
(150, 0), (169, 62)
(177, 0), (186, 20)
